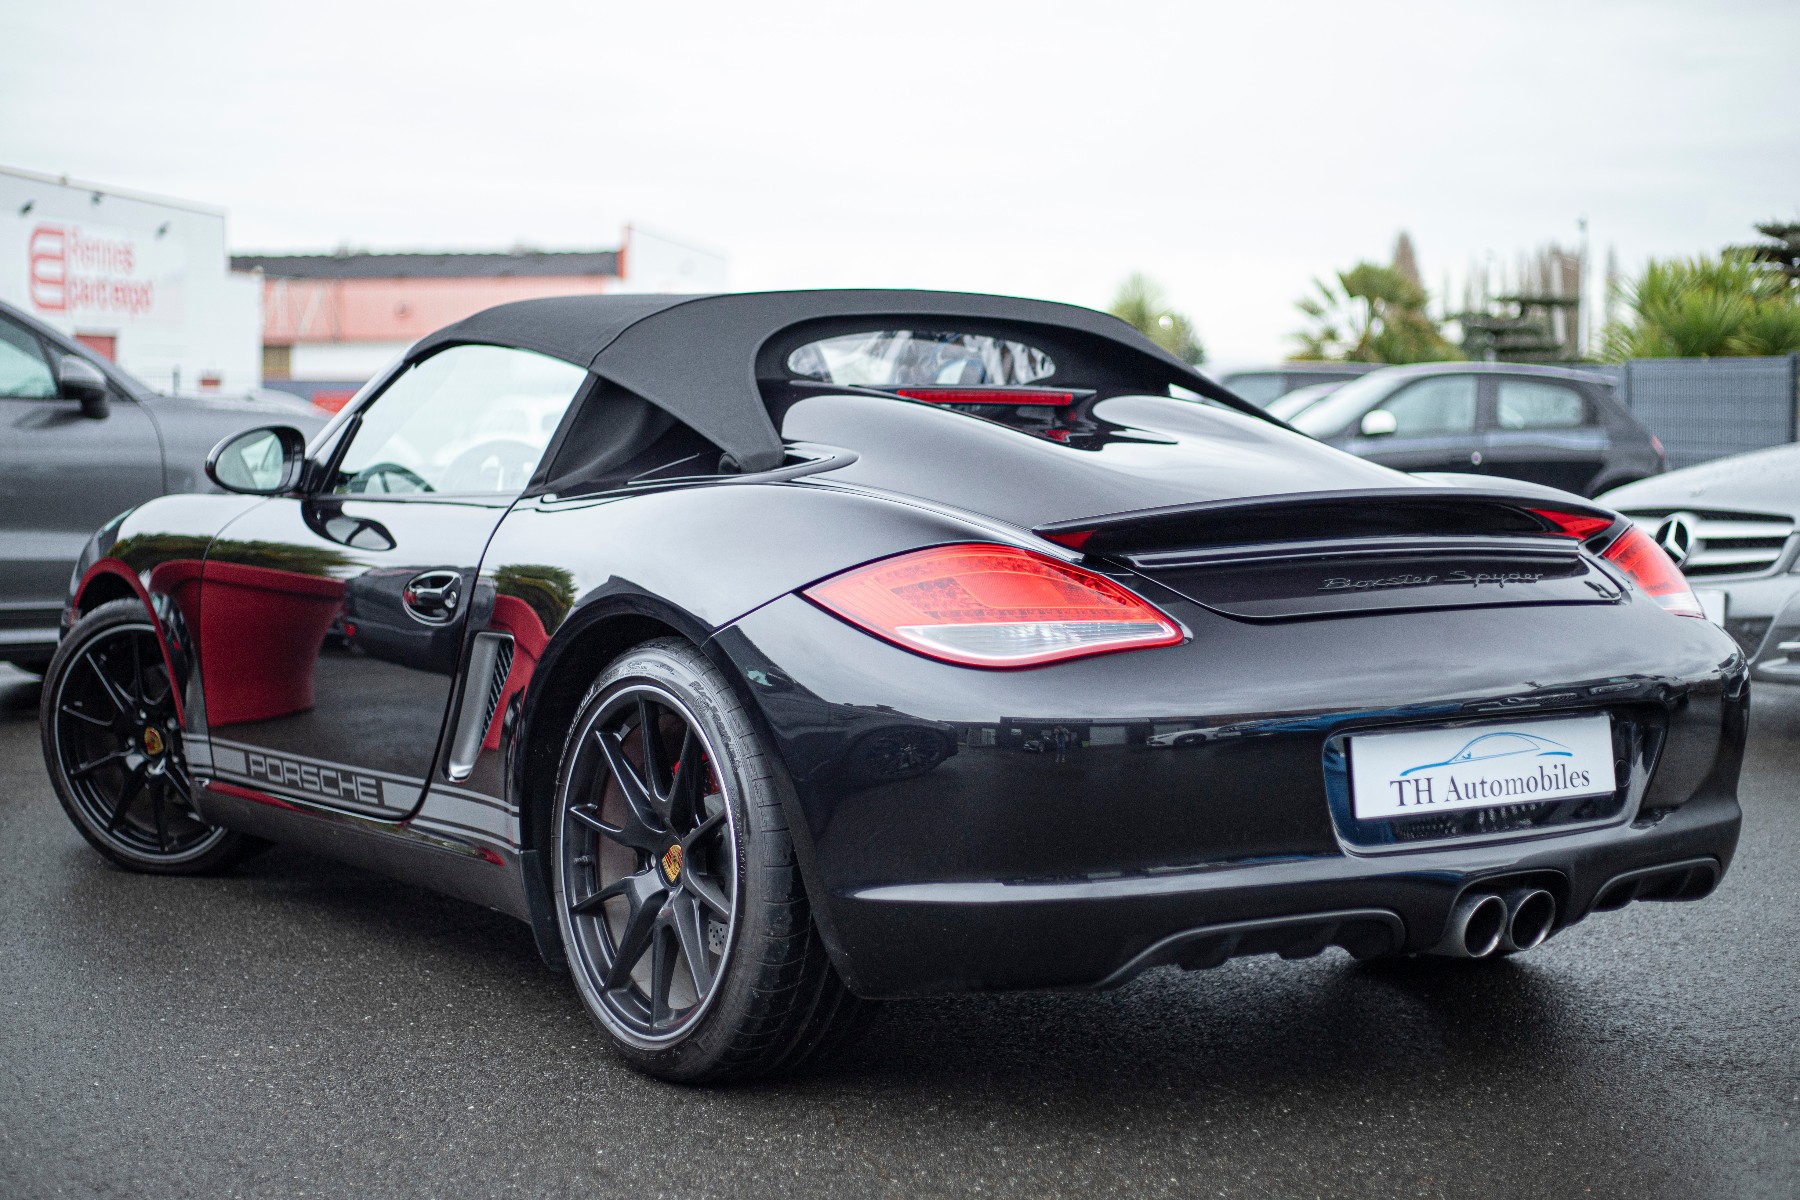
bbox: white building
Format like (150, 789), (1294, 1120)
(0, 165), (261, 393)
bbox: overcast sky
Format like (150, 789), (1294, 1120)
(4, 0), (1796, 360)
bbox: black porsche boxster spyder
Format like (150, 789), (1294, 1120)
(40, 291), (1745, 1082)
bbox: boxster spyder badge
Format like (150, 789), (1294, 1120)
(39, 289), (1746, 1085)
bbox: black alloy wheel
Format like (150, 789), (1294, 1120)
(558, 682), (739, 1042)
(41, 599), (263, 873)
(551, 639), (877, 1082)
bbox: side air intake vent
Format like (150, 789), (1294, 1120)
(482, 638), (515, 740)
(445, 632), (515, 782)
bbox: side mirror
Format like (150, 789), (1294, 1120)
(58, 356), (111, 419)
(1359, 408), (1398, 438)
(206, 425), (310, 495)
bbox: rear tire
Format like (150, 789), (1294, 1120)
(40, 599), (266, 875)
(549, 637), (876, 1083)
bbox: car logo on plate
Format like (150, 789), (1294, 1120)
(1400, 731), (1571, 776)
(1654, 513), (1698, 565)
(660, 844), (683, 884)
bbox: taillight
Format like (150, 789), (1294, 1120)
(1601, 525), (1705, 618)
(1529, 508), (1616, 540)
(803, 543), (1183, 668)
(893, 387), (1076, 407)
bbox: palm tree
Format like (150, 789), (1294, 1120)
(1108, 274), (1205, 365)
(1602, 252), (1800, 359)
(1730, 220), (1800, 292)
(1292, 263), (1459, 363)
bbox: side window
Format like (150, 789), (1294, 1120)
(0, 318), (57, 399)
(1496, 380), (1586, 430)
(1376, 376), (1477, 436)
(331, 345), (588, 496)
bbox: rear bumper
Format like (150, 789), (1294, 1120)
(713, 591), (1747, 998)
(825, 795), (1738, 995)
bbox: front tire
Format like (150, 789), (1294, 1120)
(40, 599), (264, 874)
(550, 638), (875, 1082)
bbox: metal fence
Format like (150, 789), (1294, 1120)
(1619, 354), (1800, 470)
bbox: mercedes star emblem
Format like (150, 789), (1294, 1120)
(1655, 512), (1698, 565)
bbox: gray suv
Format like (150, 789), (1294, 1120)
(0, 299), (327, 671)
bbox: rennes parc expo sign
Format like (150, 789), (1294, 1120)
(26, 222), (179, 322)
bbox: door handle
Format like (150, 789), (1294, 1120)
(403, 570), (462, 625)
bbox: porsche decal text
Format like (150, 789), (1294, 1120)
(245, 751), (384, 806)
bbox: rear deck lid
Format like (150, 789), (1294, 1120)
(1037, 489), (1625, 620)
(1133, 537), (1618, 619)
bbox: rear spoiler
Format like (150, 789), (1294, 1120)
(1033, 488), (1619, 558)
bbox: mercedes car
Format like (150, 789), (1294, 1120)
(1602, 444), (1800, 681)
(38, 291), (1745, 1083)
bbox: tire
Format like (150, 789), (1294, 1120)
(40, 599), (266, 875)
(549, 637), (876, 1083)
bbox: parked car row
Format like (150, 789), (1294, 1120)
(1216, 358), (1800, 675)
(4, 297), (1793, 695)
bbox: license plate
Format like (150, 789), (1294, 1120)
(1694, 589), (1727, 626)
(1349, 713), (1616, 821)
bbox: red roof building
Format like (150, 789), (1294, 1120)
(230, 248), (622, 410)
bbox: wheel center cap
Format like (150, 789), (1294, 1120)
(659, 842), (684, 886)
(142, 726), (165, 757)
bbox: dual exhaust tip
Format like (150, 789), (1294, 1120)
(1432, 888), (1557, 958)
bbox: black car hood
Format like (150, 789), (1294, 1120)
(783, 391), (1414, 530)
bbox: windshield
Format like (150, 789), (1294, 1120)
(786, 331), (1054, 387)
(1266, 381), (1342, 421)
(1216, 372), (1290, 406)
(1288, 371), (1401, 436)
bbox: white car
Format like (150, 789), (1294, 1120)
(1601, 444), (1800, 682)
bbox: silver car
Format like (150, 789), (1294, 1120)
(0, 298), (326, 672)
(1600, 444), (1800, 682)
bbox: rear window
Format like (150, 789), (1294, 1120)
(786, 331), (1054, 387)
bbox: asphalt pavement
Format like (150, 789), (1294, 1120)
(1, 662), (1795, 1199)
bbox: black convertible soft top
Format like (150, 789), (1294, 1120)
(411, 289), (1259, 473)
